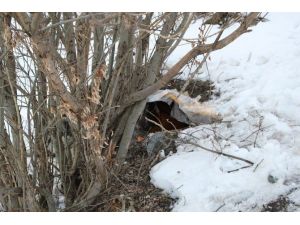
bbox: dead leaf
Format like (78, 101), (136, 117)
(136, 135), (145, 143)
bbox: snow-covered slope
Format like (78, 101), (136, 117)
(150, 13), (300, 211)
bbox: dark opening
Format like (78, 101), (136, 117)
(140, 101), (189, 133)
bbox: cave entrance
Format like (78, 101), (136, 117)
(143, 101), (189, 133)
(137, 89), (221, 135)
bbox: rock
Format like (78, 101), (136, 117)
(146, 132), (177, 156)
(268, 174), (279, 184)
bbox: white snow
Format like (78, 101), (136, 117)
(150, 13), (300, 211)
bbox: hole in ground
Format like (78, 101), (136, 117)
(143, 101), (189, 133)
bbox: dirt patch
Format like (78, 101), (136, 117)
(261, 187), (300, 212)
(163, 79), (216, 102)
(93, 138), (177, 212)
(262, 196), (291, 212)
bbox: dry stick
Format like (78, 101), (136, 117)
(135, 155), (145, 188)
(176, 123), (255, 167)
(182, 139), (254, 165)
(146, 115), (185, 136)
(145, 117), (169, 133)
(110, 170), (128, 190)
(0, 49), (7, 61)
(137, 14), (199, 45)
(180, 29), (224, 93)
(254, 116), (263, 148)
(215, 203), (226, 212)
(253, 159), (264, 172)
(149, 152), (162, 169)
(227, 165), (253, 173)
(112, 12), (258, 125)
(103, 15), (120, 97)
(101, 54), (128, 146)
(164, 13), (194, 58)
(40, 13), (113, 31)
(119, 13), (260, 113)
(240, 125), (272, 143)
(145, 110), (165, 130)
(2, 22), (27, 171)
(4, 70), (27, 171)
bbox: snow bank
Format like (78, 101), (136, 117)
(150, 13), (300, 211)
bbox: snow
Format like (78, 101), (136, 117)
(150, 13), (300, 211)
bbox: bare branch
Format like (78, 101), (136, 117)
(39, 12), (108, 31)
(121, 13), (260, 110)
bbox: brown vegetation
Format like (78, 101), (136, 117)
(0, 12), (263, 211)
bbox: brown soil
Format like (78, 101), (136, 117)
(261, 187), (300, 212)
(163, 78), (216, 101)
(93, 140), (177, 212)
(262, 196), (291, 212)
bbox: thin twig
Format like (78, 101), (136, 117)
(136, 155), (145, 188)
(149, 120), (254, 165)
(181, 139), (254, 165)
(253, 159), (264, 172)
(180, 28), (224, 93)
(0, 49), (8, 61)
(145, 117), (170, 133)
(40, 13), (110, 31)
(254, 116), (263, 148)
(149, 151), (163, 168)
(240, 125), (272, 143)
(110, 171), (128, 190)
(215, 203), (226, 212)
(227, 164), (253, 173)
